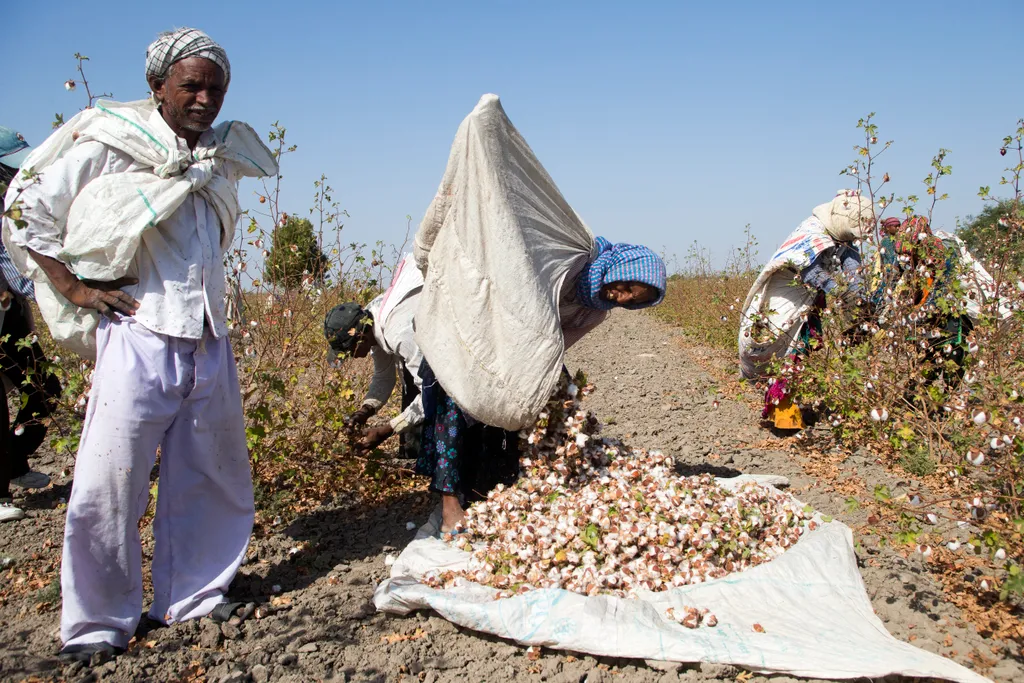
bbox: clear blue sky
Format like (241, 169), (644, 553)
(4, 1), (1022, 270)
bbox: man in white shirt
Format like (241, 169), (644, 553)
(326, 255), (425, 454)
(7, 29), (257, 663)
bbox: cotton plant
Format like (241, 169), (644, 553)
(793, 115), (1024, 602)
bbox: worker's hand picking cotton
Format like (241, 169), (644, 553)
(424, 377), (817, 598)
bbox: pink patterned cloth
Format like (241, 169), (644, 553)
(762, 376), (790, 418)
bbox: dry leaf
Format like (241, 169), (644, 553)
(752, 623), (765, 633)
(381, 628), (427, 645)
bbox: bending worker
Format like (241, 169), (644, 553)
(325, 253), (425, 456)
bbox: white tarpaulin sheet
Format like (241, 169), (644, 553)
(375, 476), (989, 683)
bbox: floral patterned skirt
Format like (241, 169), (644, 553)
(415, 360), (520, 502)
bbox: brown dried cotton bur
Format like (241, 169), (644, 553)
(665, 606), (717, 629)
(424, 378), (815, 598)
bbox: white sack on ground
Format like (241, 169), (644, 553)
(375, 481), (989, 683)
(413, 94), (596, 430)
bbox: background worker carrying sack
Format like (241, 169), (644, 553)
(413, 94), (597, 431)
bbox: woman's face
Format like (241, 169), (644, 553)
(601, 281), (659, 306)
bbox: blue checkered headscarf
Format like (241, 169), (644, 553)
(576, 236), (667, 310)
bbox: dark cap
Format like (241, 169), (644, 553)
(324, 302), (371, 359)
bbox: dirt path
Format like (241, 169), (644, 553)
(1, 311), (1021, 682)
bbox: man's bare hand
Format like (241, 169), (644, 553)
(26, 250), (139, 318)
(65, 277), (140, 317)
(357, 424), (394, 450)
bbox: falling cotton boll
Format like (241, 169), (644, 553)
(947, 541), (961, 551)
(13, 425), (24, 436)
(271, 584), (282, 594)
(972, 410), (987, 426)
(966, 451), (985, 467)
(995, 548), (1007, 561)
(870, 407), (889, 422)
(980, 580), (990, 591)
(926, 513), (939, 525)
(968, 341), (979, 354)
(917, 545), (932, 559)
(712, 400), (719, 409)
(990, 437), (1004, 451)
(385, 553), (398, 567)
(406, 522), (417, 531)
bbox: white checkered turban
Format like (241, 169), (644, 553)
(145, 28), (231, 86)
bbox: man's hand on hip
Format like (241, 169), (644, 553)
(65, 277), (140, 317)
(27, 249), (139, 317)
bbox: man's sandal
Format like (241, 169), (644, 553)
(210, 601), (257, 626)
(58, 642), (124, 665)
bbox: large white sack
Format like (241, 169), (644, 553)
(413, 94), (597, 430)
(738, 218), (835, 379)
(375, 477), (988, 683)
(2, 99), (277, 359)
(935, 231), (1013, 323)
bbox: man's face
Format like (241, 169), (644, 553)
(149, 57), (227, 136)
(351, 329), (376, 359)
(601, 281), (659, 306)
